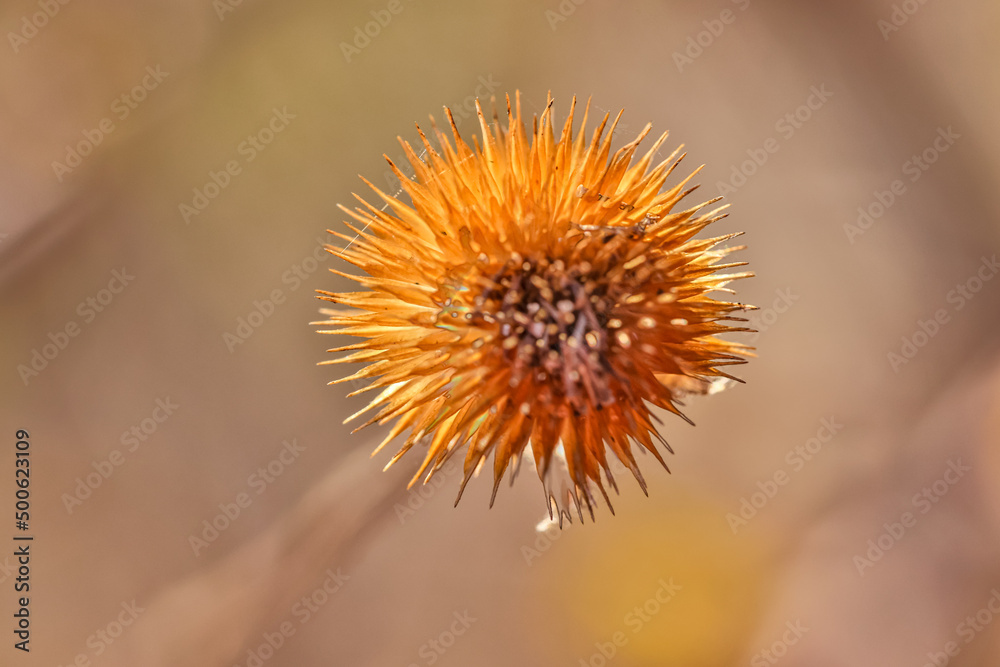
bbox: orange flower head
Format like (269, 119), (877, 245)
(317, 93), (753, 524)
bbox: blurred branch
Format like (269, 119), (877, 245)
(105, 445), (409, 667)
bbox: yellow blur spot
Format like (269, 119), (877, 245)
(538, 489), (774, 666)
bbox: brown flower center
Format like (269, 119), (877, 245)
(469, 254), (623, 412)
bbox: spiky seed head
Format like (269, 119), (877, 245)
(317, 92), (753, 524)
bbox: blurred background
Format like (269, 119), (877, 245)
(2, 1), (1000, 665)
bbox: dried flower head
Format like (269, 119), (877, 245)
(317, 93), (752, 523)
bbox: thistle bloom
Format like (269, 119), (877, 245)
(317, 93), (752, 523)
